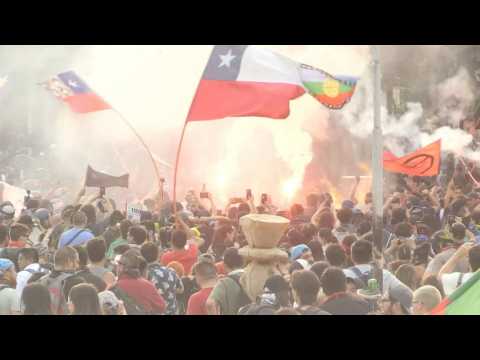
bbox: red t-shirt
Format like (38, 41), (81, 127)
(161, 244), (198, 275)
(8, 240), (26, 248)
(117, 275), (166, 314)
(186, 287), (213, 315)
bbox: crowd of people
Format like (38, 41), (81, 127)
(1, 150), (480, 316)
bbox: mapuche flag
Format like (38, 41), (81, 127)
(41, 71), (111, 113)
(187, 45), (358, 121)
(85, 166), (129, 188)
(431, 271), (480, 315)
(383, 140), (441, 177)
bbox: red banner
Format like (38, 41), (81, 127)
(383, 140), (441, 177)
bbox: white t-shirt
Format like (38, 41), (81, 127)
(0, 286), (20, 315)
(441, 272), (474, 297)
(343, 264), (405, 295)
(16, 263), (43, 304)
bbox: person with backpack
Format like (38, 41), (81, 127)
(206, 247), (250, 315)
(319, 267), (369, 315)
(140, 242), (183, 315)
(343, 240), (405, 296)
(238, 274), (292, 315)
(186, 260), (217, 315)
(21, 282), (52, 315)
(38, 246), (80, 315)
(16, 248), (48, 302)
(58, 211), (94, 248)
(115, 249), (166, 315)
(290, 270), (330, 315)
(0, 258), (20, 314)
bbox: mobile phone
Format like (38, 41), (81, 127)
(200, 192), (209, 199)
(261, 193), (268, 204)
(246, 189), (252, 200)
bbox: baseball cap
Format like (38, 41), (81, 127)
(290, 244), (310, 261)
(0, 258), (14, 272)
(0, 201), (15, 219)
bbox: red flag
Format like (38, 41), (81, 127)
(383, 140), (441, 177)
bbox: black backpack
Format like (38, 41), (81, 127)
(228, 272), (252, 310)
(110, 285), (149, 315)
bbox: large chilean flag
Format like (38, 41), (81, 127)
(187, 45), (358, 121)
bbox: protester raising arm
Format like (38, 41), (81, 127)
(350, 176), (361, 206)
(437, 242), (475, 280)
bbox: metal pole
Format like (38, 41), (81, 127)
(371, 45), (384, 293)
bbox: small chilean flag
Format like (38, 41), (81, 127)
(187, 45), (358, 122)
(41, 71), (111, 113)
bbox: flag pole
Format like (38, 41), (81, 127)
(172, 121), (189, 219)
(371, 45), (384, 293)
(111, 109), (164, 194)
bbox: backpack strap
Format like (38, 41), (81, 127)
(349, 266), (367, 288)
(456, 273), (465, 288)
(63, 229), (88, 247)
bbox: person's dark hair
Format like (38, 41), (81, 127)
(54, 246), (79, 270)
(302, 224), (318, 242)
(394, 222), (413, 238)
(61, 206), (76, 222)
(416, 223), (433, 238)
(223, 247), (243, 270)
(395, 263), (417, 291)
(321, 267), (347, 296)
(71, 211), (88, 228)
(17, 214), (34, 229)
(391, 208), (407, 226)
(192, 260), (217, 280)
(291, 270), (320, 306)
(109, 210), (125, 227)
(351, 240), (373, 265)
(318, 228), (338, 244)
(73, 245), (88, 268)
(22, 283), (52, 315)
(307, 240), (324, 261)
(310, 261), (330, 284)
(388, 260), (407, 273)
(18, 248), (39, 264)
(289, 260), (306, 274)
(171, 230), (187, 249)
(128, 226), (147, 246)
(468, 245), (480, 272)
(421, 275), (445, 298)
(212, 225), (234, 257)
(238, 202), (251, 214)
(68, 283), (102, 315)
(9, 223), (30, 241)
(397, 244), (412, 261)
(80, 204), (96, 226)
(318, 212), (335, 230)
(336, 208), (353, 225)
(63, 275), (86, 299)
(86, 237), (107, 263)
(138, 256), (148, 276)
(342, 235), (358, 253)
(356, 221), (372, 237)
(472, 210), (480, 225)
(140, 242), (159, 264)
(325, 244), (346, 267)
(119, 219), (132, 240)
(0, 224), (9, 246)
(451, 223), (466, 241)
(119, 249), (143, 278)
(286, 228), (306, 247)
